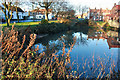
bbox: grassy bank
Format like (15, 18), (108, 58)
(1, 20), (59, 27)
(2, 19), (92, 35)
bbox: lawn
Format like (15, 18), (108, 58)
(1, 20), (59, 27)
(95, 21), (106, 25)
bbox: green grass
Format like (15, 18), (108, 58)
(95, 21), (105, 25)
(49, 20), (59, 23)
(1, 20), (59, 27)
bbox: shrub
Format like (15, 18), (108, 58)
(34, 23), (69, 34)
(41, 19), (48, 24)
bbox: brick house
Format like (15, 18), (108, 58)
(89, 8), (111, 21)
(110, 3), (120, 22)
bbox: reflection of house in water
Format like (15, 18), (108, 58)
(107, 37), (120, 49)
(87, 31), (120, 49)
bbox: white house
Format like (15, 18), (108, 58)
(30, 8), (53, 20)
(11, 11), (23, 20)
(1, 3), (28, 20)
(48, 13), (53, 20)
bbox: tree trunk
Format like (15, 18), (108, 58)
(45, 8), (48, 20)
(17, 13), (19, 23)
(8, 19), (10, 26)
(6, 19), (9, 27)
(4, 3), (9, 27)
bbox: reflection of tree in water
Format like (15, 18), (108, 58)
(72, 32), (88, 46)
(34, 30), (89, 54)
(80, 32), (88, 45)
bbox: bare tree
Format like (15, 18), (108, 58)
(13, 1), (21, 23)
(1, 1), (14, 26)
(32, 0), (73, 20)
(32, 1), (53, 21)
(37, 0), (53, 20)
(77, 5), (88, 18)
(81, 6), (88, 18)
(50, 1), (75, 19)
(77, 5), (81, 15)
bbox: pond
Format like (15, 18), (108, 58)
(2, 19), (41, 24)
(34, 28), (120, 78)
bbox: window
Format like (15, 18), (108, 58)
(39, 16), (41, 18)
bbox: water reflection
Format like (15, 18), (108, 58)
(87, 29), (120, 49)
(34, 27), (119, 78)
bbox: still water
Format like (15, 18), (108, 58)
(2, 19), (41, 24)
(34, 29), (119, 78)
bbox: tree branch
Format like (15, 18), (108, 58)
(39, 2), (45, 8)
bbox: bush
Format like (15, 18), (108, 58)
(34, 23), (69, 34)
(41, 19), (48, 24)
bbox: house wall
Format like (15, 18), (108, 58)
(23, 12), (29, 16)
(111, 4), (120, 22)
(11, 11), (23, 19)
(36, 14), (44, 19)
(1, 4), (27, 20)
(48, 13), (53, 20)
(89, 8), (110, 21)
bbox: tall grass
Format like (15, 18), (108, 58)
(1, 24), (119, 79)
(1, 24), (76, 79)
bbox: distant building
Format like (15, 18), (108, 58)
(57, 10), (75, 20)
(30, 8), (53, 20)
(89, 8), (111, 21)
(110, 3), (120, 22)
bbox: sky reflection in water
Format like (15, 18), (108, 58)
(34, 30), (119, 77)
